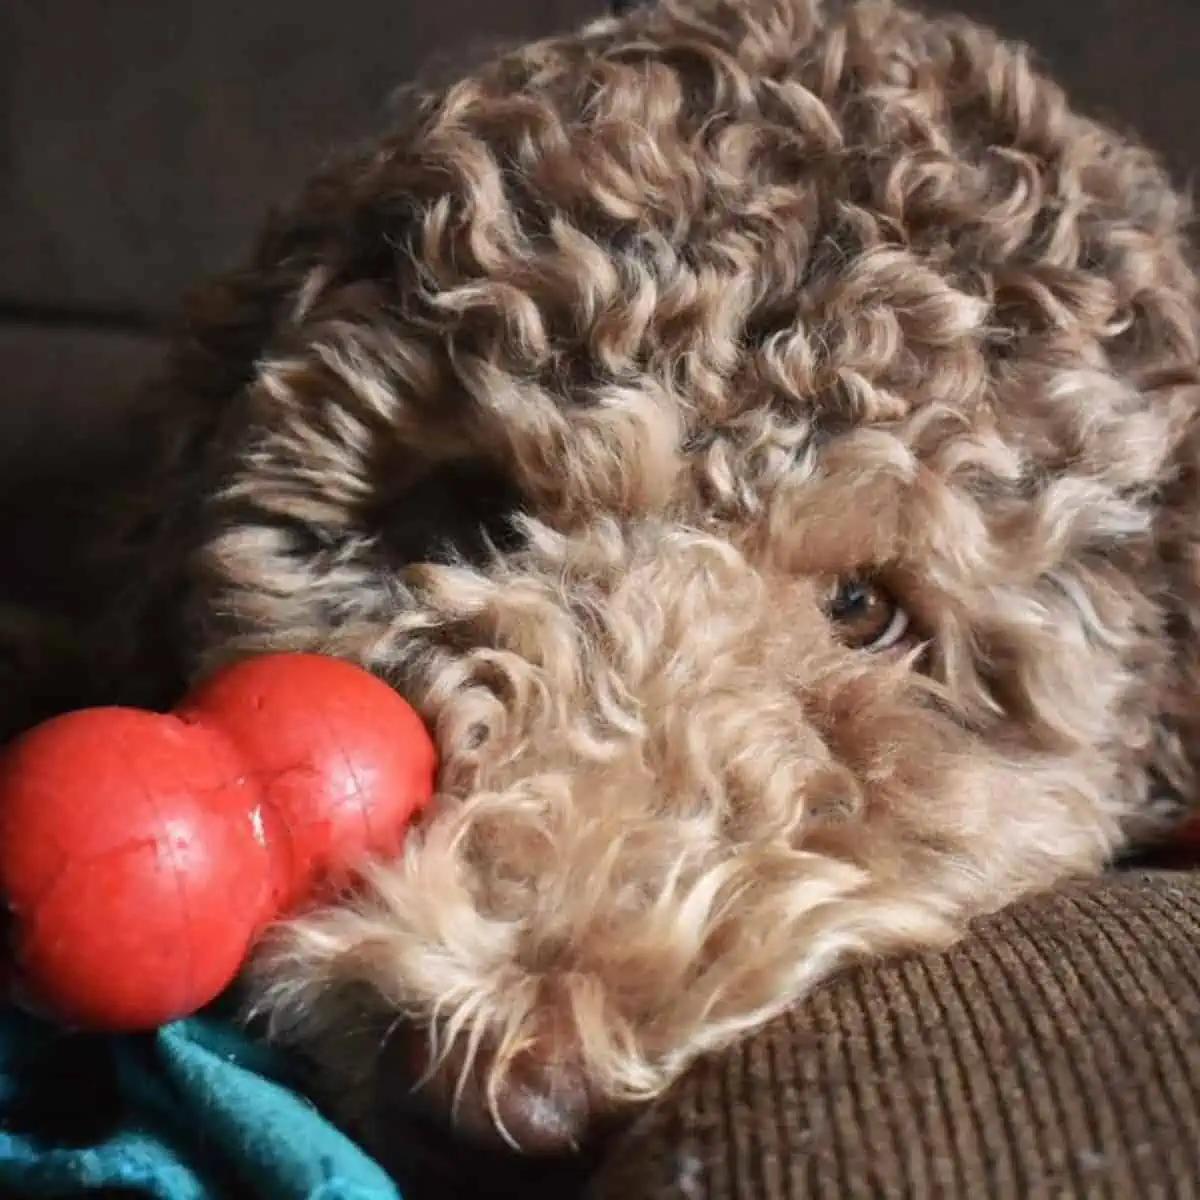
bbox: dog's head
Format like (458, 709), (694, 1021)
(179, 0), (1198, 1157)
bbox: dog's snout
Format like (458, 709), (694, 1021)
(378, 1022), (593, 1155)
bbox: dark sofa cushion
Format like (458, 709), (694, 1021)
(587, 870), (1200, 1199)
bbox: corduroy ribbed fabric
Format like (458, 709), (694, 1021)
(588, 870), (1200, 1199)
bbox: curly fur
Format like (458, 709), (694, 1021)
(24, 0), (1200, 1160)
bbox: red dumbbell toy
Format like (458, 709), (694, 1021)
(0, 653), (436, 1031)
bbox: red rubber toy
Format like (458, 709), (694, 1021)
(0, 653), (436, 1032)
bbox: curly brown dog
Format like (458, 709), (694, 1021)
(14, 0), (1200, 1166)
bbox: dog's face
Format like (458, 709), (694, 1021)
(185, 0), (1198, 1157)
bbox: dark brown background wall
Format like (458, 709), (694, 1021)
(0, 1), (607, 480)
(0, 0), (1197, 581)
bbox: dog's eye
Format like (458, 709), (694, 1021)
(826, 577), (909, 650)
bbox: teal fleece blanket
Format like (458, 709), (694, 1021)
(0, 1003), (401, 1200)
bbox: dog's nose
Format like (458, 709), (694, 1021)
(376, 1022), (594, 1155)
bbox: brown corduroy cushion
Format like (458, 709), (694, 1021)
(588, 870), (1200, 1199)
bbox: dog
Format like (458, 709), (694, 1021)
(11, 0), (1200, 1168)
